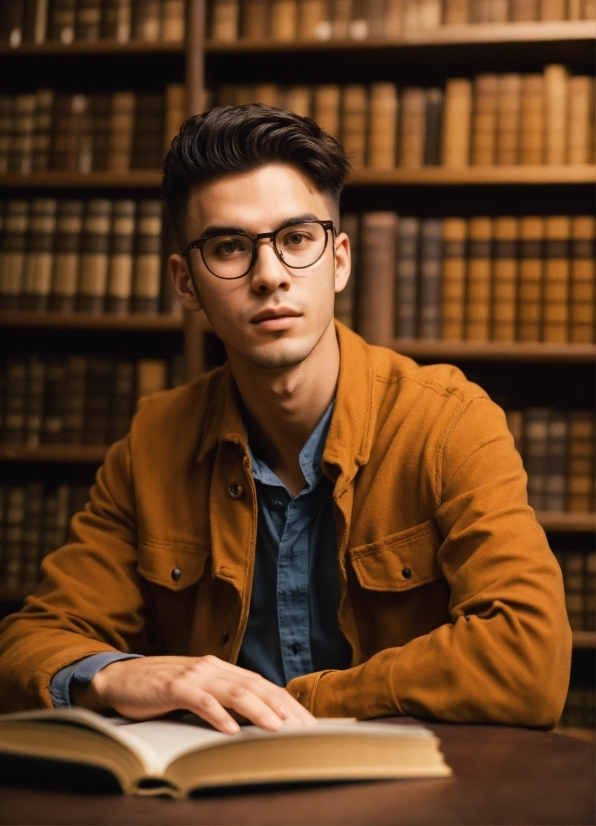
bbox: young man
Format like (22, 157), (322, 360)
(0, 106), (571, 732)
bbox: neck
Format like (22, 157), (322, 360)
(227, 320), (339, 496)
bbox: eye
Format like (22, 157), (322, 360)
(282, 229), (313, 247)
(212, 237), (250, 257)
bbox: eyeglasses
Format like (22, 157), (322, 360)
(183, 220), (336, 280)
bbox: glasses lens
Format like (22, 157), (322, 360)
(201, 234), (254, 279)
(275, 222), (327, 268)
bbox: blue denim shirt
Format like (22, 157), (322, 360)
(50, 403), (351, 705)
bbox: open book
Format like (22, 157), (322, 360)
(0, 708), (452, 797)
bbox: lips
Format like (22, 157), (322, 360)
(250, 307), (302, 324)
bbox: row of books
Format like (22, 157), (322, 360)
(0, 85), (185, 174)
(208, 0), (596, 42)
(0, 482), (90, 589)
(506, 409), (595, 513)
(0, 198), (180, 315)
(553, 549), (595, 632)
(0, 354), (183, 447)
(559, 687), (595, 731)
(338, 213), (594, 344)
(212, 67), (595, 167)
(0, 0), (184, 47)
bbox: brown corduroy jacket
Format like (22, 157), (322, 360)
(0, 323), (571, 724)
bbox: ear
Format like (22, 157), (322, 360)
(333, 231), (351, 295)
(169, 253), (203, 312)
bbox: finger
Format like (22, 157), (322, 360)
(179, 687), (241, 734)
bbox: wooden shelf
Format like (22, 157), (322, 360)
(0, 171), (163, 189)
(0, 445), (107, 463)
(0, 311), (183, 331)
(572, 631), (596, 650)
(536, 512), (596, 532)
(349, 165), (596, 185)
(0, 40), (184, 56)
(391, 339), (596, 362)
(206, 21), (596, 52)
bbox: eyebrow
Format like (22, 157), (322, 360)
(199, 213), (321, 240)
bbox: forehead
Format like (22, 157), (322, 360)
(184, 164), (332, 237)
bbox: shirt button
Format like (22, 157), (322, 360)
(228, 483), (243, 498)
(171, 567), (181, 582)
(402, 567), (412, 579)
(273, 501), (284, 510)
(291, 643), (302, 655)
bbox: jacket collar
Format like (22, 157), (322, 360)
(196, 321), (376, 482)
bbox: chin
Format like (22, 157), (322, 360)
(237, 338), (318, 371)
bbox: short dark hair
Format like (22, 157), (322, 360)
(162, 104), (350, 242)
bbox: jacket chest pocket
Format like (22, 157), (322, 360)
(348, 520), (443, 592)
(137, 540), (211, 591)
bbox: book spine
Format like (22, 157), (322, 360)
(464, 217), (492, 341)
(164, 83), (186, 154)
(8, 93), (36, 174)
(42, 356), (67, 443)
(50, 199), (83, 313)
(109, 359), (135, 442)
(77, 199), (112, 313)
(441, 78), (472, 167)
(569, 215), (595, 344)
(240, 0), (269, 38)
(418, 0), (442, 27)
(341, 85), (367, 169)
(3, 487), (26, 588)
(417, 218), (442, 339)
(0, 200), (29, 310)
(542, 215), (570, 343)
(107, 91), (135, 172)
(22, 198), (57, 312)
(253, 84), (280, 107)
(106, 199), (136, 314)
(313, 85), (341, 141)
(132, 199), (162, 314)
(40, 488), (58, 565)
(48, 0), (76, 42)
(544, 64), (569, 165)
(131, 0), (161, 40)
(101, 0), (132, 41)
(524, 406), (550, 511)
(334, 213), (358, 328)
(566, 75), (595, 164)
(297, 0), (329, 39)
(282, 86), (312, 118)
(567, 410), (595, 512)
(349, 0), (369, 38)
(585, 551), (595, 632)
(471, 73), (498, 166)
(62, 355), (88, 444)
(131, 93), (164, 170)
(31, 89), (54, 172)
(510, 0), (538, 19)
(398, 87), (426, 168)
(491, 216), (518, 341)
(423, 87), (443, 166)
(443, 0), (470, 22)
(357, 212), (396, 345)
(271, 0), (298, 38)
(440, 217), (467, 340)
(539, 0), (565, 18)
(561, 551), (585, 630)
(505, 408), (524, 453)
(401, 0), (419, 33)
(161, 0), (185, 41)
(367, 83), (398, 169)
(330, 0), (351, 38)
(83, 357), (113, 445)
(544, 409), (567, 511)
(50, 93), (85, 171)
(495, 73), (521, 165)
(210, 0), (240, 40)
(367, 0), (386, 37)
(1, 0), (26, 47)
(517, 216), (544, 342)
(0, 96), (12, 173)
(394, 216), (419, 339)
(519, 74), (544, 165)
(1, 358), (28, 444)
(75, 0), (102, 40)
(87, 94), (111, 172)
(21, 482), (44, 588)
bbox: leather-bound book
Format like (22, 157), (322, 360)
(131, 93), (164, 169)
(297, 0), (329, 38)
(0, 96), (12, 172)
(23, 356), (45, 448)
(330, 0), (351, 38)
(471, 73), (498, 166)
(567, 410), (595, 512)
(510, 0), (538, 18)
(567, 75), (595, 164)
(417, 219), (442, 339)
(569, 215), (595, 343)
(519, 74), (544, 165)
(109, 360), (136, 442)
(162, 0), (185, 40)
(21, 481), (45, 588)
(48, 0), (76, 42)
(398, 87), (426, 168)
(0, 0), (25, 46)
(423, 88), (443, 166)
(32, 89), (54, 172)
(443, 0), (469, 23)
(544, 410), (568, 512)
(106, 199), (136, 314)
(131, 0), (161, 40)
(210, 0), (240, 40)
(491, 216), (518, 341)
(1, 358), (28, 444)
(50, 199), (83, 312)
(107, 91), (135, 171)
(357, 212), (396, 345)
(62, 355), (88, 444)
(136, 358), (169, 398)
(42, 357), (67, 444)
(0, 200), (29, 310)
(132, 199), (162, 314)
(164, 83), (186, 153)
(524, 406), (550, 511)
(313, 85), (341, 140)
(50, 93), (86, 171)
(394, 216), (419, 339)
(542, 215), (570, 343)
(544, 64), (569, 165)
(441, 78), (472, 166)
(270, 0), (298, 38)
(22, 198), (57, 311)
(440, 217), (467, 340)
(539, 0), (565, 17)
(418, 0), (442, 27)
(517, 216), (544, 341)
(464, 216), (492, 341)
(8, 93), (36, 174)
(495, 73), (521, 165)
(340, 85), (367, 168)
(368, 83), (398, 168)
(384, 0), (403, 37)
(75, 0), (102, 40)
(2, 486), (26, 588)
(76, 199), (112, 313)
(23, 0), (49, 45)
(282, 86), (312, 118)
(83, 356), (113, 445)
(241, 0), (269, 38)
(101, 0), (132, 41)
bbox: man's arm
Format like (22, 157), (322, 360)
(287, 397), (572, 727)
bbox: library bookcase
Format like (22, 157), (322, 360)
(0, 0), (594, 736)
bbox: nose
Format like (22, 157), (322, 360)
(249, 237), (292, 294)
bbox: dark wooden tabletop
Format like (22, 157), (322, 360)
(1, 719), (594, 825)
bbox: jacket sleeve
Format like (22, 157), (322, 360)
(0, 434), (148, 712)
(287, 397), (572, 727)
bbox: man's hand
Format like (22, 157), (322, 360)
(72, 655), (317, 734)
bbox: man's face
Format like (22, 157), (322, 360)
(171, 164), (350, 371)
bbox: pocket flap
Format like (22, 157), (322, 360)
(349, 521), (442, 592)
(137, 540), (211, 591)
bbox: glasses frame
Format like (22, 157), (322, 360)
(183, 220), (336, 280)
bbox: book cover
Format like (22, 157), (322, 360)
(464, 216), (492, 341)
(440, 217), (467, 340)
(398, 87), (426, 168)
(567, 410), (595, 513)
(107, 92), (135, 172)
(131, 0), (161, 40)
(270, 0), (298, 38)
(107, 199), (136, 315)
(569, 215), (594, 344)
(519, 74), (544, 165)
(491, 216), (518, 341)
(423, 88), (443, 166)
(368, 83), (398, 169)
(101, 0), (132, 41)
(394, 216), (419, 339)
(132, 199), (162, 314)
(542, 215), (570, 343)
(22, 198), (57, 312)
(417, 218), (442, 339)
(50, 199), (83, 313)
(524, 406), (550, 511)
(341, 85), (367, 169)
(77, 199), (112, 314)
(357, 212), (396, 345)
(495, 73), (521, 165)
(567, 75), (595, 164)
(210, 0), (240, 40)
(441, 78), (472, 167)
(517, 216), (543, 342)
(544, 64), (569, 166)
(0, 200), (29, 311)
(471, 73), (498, 166)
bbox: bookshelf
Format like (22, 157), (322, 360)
(0, 0), (594, 733)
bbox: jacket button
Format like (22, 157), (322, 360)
(402, 567), (412, 579)
(222, 632), (230, 644)
(171, 567), (181, 582)
(229, 483), (243, 498)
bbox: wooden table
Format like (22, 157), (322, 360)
(0, 720), (594, 825)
